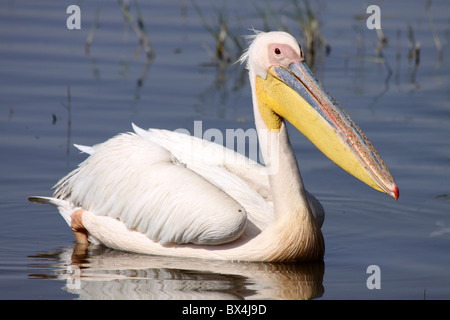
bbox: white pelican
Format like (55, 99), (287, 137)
(29, 31), (398, 262)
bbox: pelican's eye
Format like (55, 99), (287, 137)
(274, 48), (281, 55)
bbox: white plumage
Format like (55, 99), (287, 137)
(53, 125), (323, 244)
(30, 30), (398, 262)
(55, 132), (247, 245)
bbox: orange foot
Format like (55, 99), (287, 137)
(71, 209), (88, 244)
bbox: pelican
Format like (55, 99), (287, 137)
(29, 31), (398, 262)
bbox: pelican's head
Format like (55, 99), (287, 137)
(241, 31), (399, 199)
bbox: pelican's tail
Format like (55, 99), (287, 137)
(28, 196), (78, 226)
(28, 196), (100, 244)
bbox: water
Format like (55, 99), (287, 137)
(1, 0), (449, 300)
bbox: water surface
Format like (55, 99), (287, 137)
(1, 0), (449, 299)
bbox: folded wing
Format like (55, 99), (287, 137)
(54, 131), (249, 245)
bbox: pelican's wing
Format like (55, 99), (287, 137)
(131, 125), (274, 227)
(54, 132), (248, 246)
(132, 124), (272, 201)
(134, 127), (326, 227)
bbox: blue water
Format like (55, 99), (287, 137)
(1, 0), (449, 299)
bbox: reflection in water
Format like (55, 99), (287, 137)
(84, 2), (155, 102)
(195, 62), (248, 120)
(29, 244), (324, 300)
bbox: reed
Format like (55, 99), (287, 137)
(425, 0), (442, 69)
(407, 23), (421, 68)
(288, 0), (328, 64)
(118, 0), (155, 61)
(61, 86), (72, 157)
(192, 1), (244, 64)
(255, 0), (329, 68)
(85, 8), (101, 56)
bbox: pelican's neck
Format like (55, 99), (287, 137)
(248, 72), (324, 261)
(250, 72), (311, 222)
(257, 121), (312, 223)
